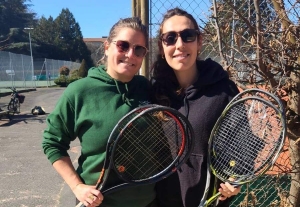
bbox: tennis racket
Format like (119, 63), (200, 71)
(199, 96), (286, 207)
(226, 88), (284, 112)
(77, 104), (194, 207)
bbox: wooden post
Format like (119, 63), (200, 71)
(132, 0), (149, 77)
(132, 0), (136, 16)
(140, 0), (149, 78)
(136, 0), (141, 17)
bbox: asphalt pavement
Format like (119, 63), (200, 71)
(0, 87), (80, 207)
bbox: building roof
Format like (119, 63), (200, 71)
(83, 38), (107, 43)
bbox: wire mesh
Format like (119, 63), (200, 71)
(145, 0), (300, 206)
(0, 51), (35, 88)
(0, 51), (80, 88)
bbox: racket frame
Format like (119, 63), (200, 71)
(77, 105), (160, 207)
(77, 105), (194, 207)
(102, 106), (194, 193)
(199, 96), (286, 207)
(95, 104), (160, 191)
(226, 88), (284, 112)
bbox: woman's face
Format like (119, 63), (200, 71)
(161, 15), (201, 72)
(105, 28), (147, 82)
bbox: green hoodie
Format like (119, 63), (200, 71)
(42, 65), (155, 207)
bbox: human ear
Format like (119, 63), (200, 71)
(104, 41), (110, 56)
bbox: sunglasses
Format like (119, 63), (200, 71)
(112, 40), (148, 58)
(160, 29), (200, 46)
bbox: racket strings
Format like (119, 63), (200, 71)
(211, 99), (284, 182)
(116, 122), (175, 177)
(113, 110), (190, 181)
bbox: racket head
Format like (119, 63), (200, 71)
(110, 106), (194, 185)
(95, 104), (160, 190)
(106, 104), (160, 144)
(208, 97), (286, 185)
(228, 88), (285, 113)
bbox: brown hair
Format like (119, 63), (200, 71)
(150, 7), (201, 106)
(98, 17), (149, 65)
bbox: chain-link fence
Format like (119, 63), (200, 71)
(42, 58), (81, 80)
(138, 0), (299, 206)
(0, 51), (34, 88)
(148, 0), (215, 67)
(0, 51), (81, 88)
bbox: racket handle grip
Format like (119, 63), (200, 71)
(203, 192), (221, 207)
(75, 201), (85, 207)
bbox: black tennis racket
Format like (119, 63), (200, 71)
(226, 88), (284, 112)
(199, 97), (286, 207)
(77, 105), (194, 207)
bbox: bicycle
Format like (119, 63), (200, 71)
(7, 87), (25, 115)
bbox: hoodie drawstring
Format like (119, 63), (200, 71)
(114, 79), (133, 106)
(183, 95), (190, 118)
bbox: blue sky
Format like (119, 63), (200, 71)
(30, 0), (132, 38)
(30, 0), (211, 38)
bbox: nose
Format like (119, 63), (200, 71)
(175, 35), (184, 49)
(125, 47), (135, 58)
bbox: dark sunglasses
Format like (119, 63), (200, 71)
(112, 40), (148, 58)
(160, 29), (200, 46)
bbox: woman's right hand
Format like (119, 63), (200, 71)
(73, 183), (104, 207)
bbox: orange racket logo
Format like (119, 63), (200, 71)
(117, 165), (126, 173)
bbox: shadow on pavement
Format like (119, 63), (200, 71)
(0, 113), (49, 126)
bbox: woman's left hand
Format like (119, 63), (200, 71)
(218, 182), (241, 201)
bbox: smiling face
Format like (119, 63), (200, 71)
(105, 28), (147, 82)
(161, 15), (202, 73)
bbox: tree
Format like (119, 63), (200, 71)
(0, 0), (37, 53)
(54, 8), (93, 68)
(0, 3), (94, 69)
(208, 0), (300, 206)
(30, 16), (64, 59)
(32, 16), (57, 45)
(78, 59), (88, 78)
(0, 0), (36, 35)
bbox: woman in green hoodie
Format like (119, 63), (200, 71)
(42, 17), (154, 207)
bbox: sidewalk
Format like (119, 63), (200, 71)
(0, 87), (80, 207)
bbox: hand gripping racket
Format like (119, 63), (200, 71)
(77, 105), (194, 207)
(199, 96), (286, 207)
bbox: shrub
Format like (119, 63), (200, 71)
(59, 66), (70, 76)
(67, 69), (82, 84)
(54, 75), (68, 87)
(78, 59), (88, 77)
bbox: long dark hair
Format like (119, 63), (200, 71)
(150, 7), (201, 106)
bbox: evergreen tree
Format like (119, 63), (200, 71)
(30, 16), (64, 59)
(0, 0), (37, 53)
(32, 16), (57, 44)
(78, 59), (88, 77)
(54, 8), (93, 67)
(0, 3), (94, 68)
(0, 0), (36, 36)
